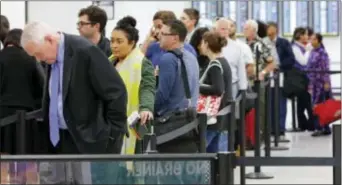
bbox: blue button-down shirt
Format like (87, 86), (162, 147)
(49, 33), (67, 129)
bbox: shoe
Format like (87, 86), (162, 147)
(311, 131), (324, 137)
(322, 130), (331, 135)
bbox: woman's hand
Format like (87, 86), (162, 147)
(324, 83), (330, 91)
(140, 111), (153, 125)
(334, 110), (341, 117)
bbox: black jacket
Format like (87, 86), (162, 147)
(43, 33), (127, 154)
(97, 35), (112, 57)
(0, 46), (44, 109)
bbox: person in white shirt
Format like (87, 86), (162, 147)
(180, 8), (199, 43)
(291, 27), (315, 131)
(214, 18), (248, 98)
(227, 18), (255, 78)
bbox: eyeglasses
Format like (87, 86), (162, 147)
(77, 21), (93, 27)
(160, 32), (177, 36)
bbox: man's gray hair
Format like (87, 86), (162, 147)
(244, 19), (258, 33)
(214, 17), (229, 29)
(21, 21), (56, 47)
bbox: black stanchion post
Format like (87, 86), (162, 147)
(287, 97), (301, 132)
(144, 126), (157, 153)
(332, 124), (341, 185)
(228, 101), (236, 153)
(276, 72), (290, 143)
(238, 91), (246, 185)
(198, 114), (207, 153)
(264, 81), (272, 157)
(271, 73), (288, 151)
(16, 110), (26, 154)
(217, 152), (235, 185)
(245, 45), (273, 179)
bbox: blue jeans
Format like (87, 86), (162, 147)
(206, 131), (228, 152)
(271, 89), (287, 134)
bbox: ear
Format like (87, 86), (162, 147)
(44, 34), (54, 43)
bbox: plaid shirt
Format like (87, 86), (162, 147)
(247, 37), (273, 71)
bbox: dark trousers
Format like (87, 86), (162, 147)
(296, 92), (315, 130)
(271, 89), (287, 135)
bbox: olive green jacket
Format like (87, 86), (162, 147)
(139, 58), (156, 113)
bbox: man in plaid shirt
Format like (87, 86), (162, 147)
(243, 20), (276, 147)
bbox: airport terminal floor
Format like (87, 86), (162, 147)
(1, 1), (341, 184)
(238, 103), (339, 184)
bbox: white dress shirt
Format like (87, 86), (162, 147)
(264, 37), (280, 66)
(292, 41), (311, 66)
(235, 39), (254, 65)
(222, 38), (248, 90)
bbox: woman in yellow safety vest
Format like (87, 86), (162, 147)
(91, 16), (156, 184)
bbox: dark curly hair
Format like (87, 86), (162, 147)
(114, 16), (139, 48)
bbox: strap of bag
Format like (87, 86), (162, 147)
(167, 49), (191, 105)
(199, 59), (223, 84)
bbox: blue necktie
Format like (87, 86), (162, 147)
(49, 63), (60, 146)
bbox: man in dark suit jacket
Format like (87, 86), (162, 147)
(21, 21), (128, 154)
(266, 22), (295, 137)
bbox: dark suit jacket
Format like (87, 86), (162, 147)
(0, 46), (44, 109)
(276, 37), (295, 71)
(43, 33), (127, 154)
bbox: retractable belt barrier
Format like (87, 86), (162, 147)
(0, 109), (43, 128)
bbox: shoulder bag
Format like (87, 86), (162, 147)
(153, 49), (197, 144)
(197, 60), (223, 119)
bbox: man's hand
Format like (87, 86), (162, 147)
(258, 70), (266, 81)
(140, 111), (153, 125)
(246, 64), (255, 78)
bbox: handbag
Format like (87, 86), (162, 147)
(153, 49), (197, 144)
(283, 67), (309, 98)
(313, 99), (341, 126)
(197, 60), (223, 117)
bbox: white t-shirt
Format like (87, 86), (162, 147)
(222, 39), (248, 90)
(292, 41), (311, 66)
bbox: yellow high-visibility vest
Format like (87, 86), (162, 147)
(110, 48), (143, 157)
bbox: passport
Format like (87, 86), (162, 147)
(128, 111), (148, 140)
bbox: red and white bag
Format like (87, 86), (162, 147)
(196, 60), (224, 124)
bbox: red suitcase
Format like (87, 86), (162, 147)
(245, 108), (256, 146)
(313, 99), (341, 126)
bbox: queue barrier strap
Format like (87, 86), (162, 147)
(0, 109), (43, 128)
(236, 156), (339, 167)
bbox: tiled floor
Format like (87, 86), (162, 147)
(233, 101), (341, 184)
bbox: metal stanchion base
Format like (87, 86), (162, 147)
(271, 137), (290, 143)
(270, 145), (289, 151)
(278, 138), (290, 143)
(245, 172), (274, 179)
(286, 128), (303, 132)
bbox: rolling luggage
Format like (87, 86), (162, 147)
(245, 108), (256, 146)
